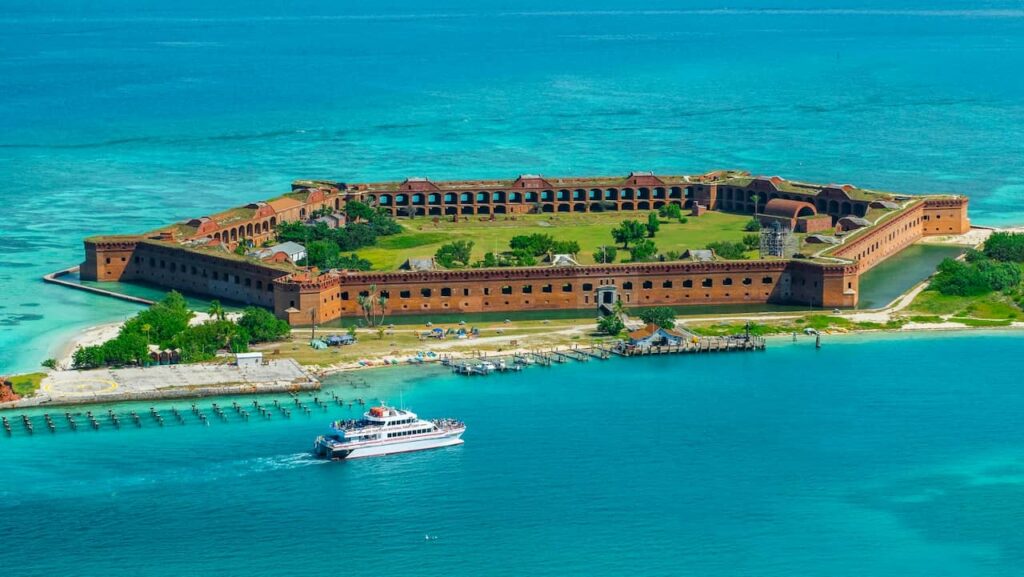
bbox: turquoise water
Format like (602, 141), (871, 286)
(3, 332), (1024, 576)
(3, 1), (1024, 374)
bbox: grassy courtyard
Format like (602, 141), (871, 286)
(354, 211), (756, 270)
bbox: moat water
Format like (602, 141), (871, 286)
(2, 1), (1024, 373)
(3, 332), (1024, 576)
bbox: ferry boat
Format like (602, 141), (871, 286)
(313, 404), (465, 460)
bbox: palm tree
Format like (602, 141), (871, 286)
(207, 300), (226, 321)
(141, 323), (152, 344)
(356, 284), (389, 327)
(612, 298), (626, 322)
(357, 294), (371, 326)
(375, 294), (389, 327)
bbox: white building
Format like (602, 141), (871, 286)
(249, 241), (307, 264)
(235, 352), (263, 368)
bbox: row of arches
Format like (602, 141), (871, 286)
(212, 217), (277, 243)
(373, 186), (694, 207)
(389, 200), (687, 216)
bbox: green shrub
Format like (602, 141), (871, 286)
(593, 246), (617, 263)
(597, 315), (625, 335)
(706, 241), (747, 260)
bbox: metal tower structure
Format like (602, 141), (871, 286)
(759, 221), (797, 258)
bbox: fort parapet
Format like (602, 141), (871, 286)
(80, 170), (970, 324)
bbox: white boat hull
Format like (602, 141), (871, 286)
(316, 429), (464, 460)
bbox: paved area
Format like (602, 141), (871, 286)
(31, 359), (316, 406)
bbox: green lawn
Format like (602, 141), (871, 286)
(8, 372), (44, 397)
(688, 315), (904, 337)
(356, 211), (756, 270)
(905, 290), (1021, 320)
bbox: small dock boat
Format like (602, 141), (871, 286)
(313, 404), (465, 460)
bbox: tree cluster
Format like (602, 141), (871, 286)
(611, 219), (647, 248)
(509, 234), (581, 257)
(274, 201), (401, 259)
(638, 307), (677, 329)
(930, 252), (1022, 297)
(435, 240), (474, 268)
(474, 251), (535, 268)
(629, 238), (658, 262)
(301, 239), (372, 271)
(658, 204), (684, 222)
(982, 232), (1024, 262)
(72, 293), (291, 369)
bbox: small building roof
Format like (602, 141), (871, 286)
(763, 198), (818, 220)
(838, 216), (872, 229)
(267, 197), (303, 213)
(550, 254), (579, 267)
(268, 241), (306, 254)
(401, 257), (436, 271)
(627, 322), (687, 340)
(682, 249), (714, 262)
(806, 234), (842, 245)
(870, 200), (901, 210)
(235, 352), (263, 359)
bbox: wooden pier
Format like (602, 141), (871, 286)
(616, 335), (766, 356)
(0, 389), (370, 438)
(439, 330), (766, 380)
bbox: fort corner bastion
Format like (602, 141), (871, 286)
(80, 170), (970, 325)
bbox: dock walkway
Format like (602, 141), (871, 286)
(615, 335), (766, 356)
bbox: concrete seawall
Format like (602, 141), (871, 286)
(2, 359), (319, 410)
(43, 266), (155, 306)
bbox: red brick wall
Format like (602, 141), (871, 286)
(832, 202), (925, 273)
(81, 239), (139, 281)
(84, 241), (291, 307)
(797, 215), (833, 234)
(275, 259), (859, 325)
(922, 197), (970, 235)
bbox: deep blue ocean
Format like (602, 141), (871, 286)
(3, 332), (1024, 576)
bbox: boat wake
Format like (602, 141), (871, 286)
(247, 452), (329, 473)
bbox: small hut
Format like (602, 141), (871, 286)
(627, 323), (689, 347)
